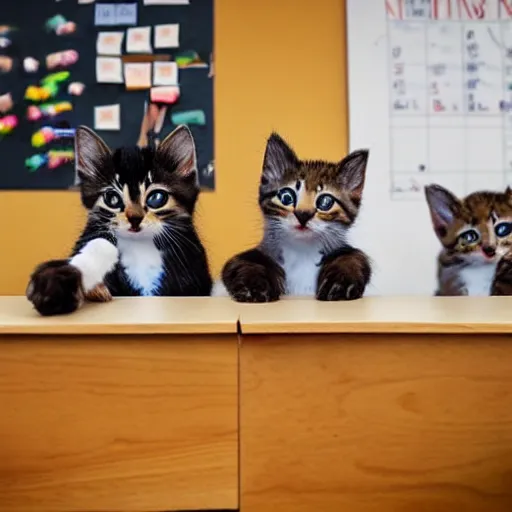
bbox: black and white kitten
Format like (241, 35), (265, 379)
(27, 124), (212, 316)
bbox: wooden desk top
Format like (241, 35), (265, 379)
(238, 296), (512, 334)
(0, 296), (240, 335)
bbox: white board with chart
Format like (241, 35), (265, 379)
(346, 0), (512, 295)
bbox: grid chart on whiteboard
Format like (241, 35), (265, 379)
(387, 0), (512, 199)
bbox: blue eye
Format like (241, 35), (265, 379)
(104, 190), (123, 209)
(277, 187), (296, 207)
(459, 229), (479, 244)
(316, 194), (336, 212)
(495, 222), (512, 237)
(146, 190), (169, 209)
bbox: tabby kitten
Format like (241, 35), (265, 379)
(216, 132), (371, 302)
(27, 124), (212, 316)
(425, 183), (512, 296)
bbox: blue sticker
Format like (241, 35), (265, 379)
(116, 3), (138, 26)
(95, 4), (116, 26)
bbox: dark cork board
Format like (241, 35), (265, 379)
(0, 0), (214, 190)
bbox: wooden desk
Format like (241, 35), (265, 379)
(0, 297), (239, 512)
(238, 297), (512, 512)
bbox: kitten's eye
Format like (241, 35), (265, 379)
(495, 222), (512, 237)
(104, 190), (123, 209)
(146, 189), (169, 209)
(459, 229), (480, 244)
(316, 194), (336, 212)
(277, 187), (296, 207)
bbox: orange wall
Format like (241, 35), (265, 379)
(0, 0), (347, 294)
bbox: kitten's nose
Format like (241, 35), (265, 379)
(127, 215), (143, 232)
(482, 245), (496, 257)
(294, 210), (314, 227)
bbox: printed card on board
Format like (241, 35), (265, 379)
(97, 32), (124, 56)
(95, 3), (116, 26)
(154, 24), (179, 48)
(124, 62), (152, 89)
(153, 61), (178, 85)
(94, 104), (121, 131)
(126, 26), (152, 53)
(115, 3), (137, 25)
(143, 0), (189, 4)
(96, 57), (123, 83)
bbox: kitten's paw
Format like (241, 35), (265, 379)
(228, 276), (281, 303)
(27, 260), (85, 316)
(85, 283), (112, 302)
(316, 272), (365, 301)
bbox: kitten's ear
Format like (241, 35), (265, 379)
(261, 132), (299, 187)
(424, 184), (459, 236)
(337, 149), (369, 200)
(75, 126), (111, 181)
(157, 125), (198, 182)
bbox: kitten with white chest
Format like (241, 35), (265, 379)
(27, 125), (212, 316)
(216, 132), (372, 302)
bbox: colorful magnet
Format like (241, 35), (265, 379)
(175, 50), (207, 69)
(0, 37), (11, 49)
(56, 22), (77, 36)
(45, 14), (67, 31)
(68, 82), (85, 96)
(23, 57), (40, 73)
(171, 109), (206, 126)
(0, 93), (13, 113)
(42, 71), (70, 85)
(27, 101), (73, 122)
(46, 50), (79, 70)
(150, 85), (180, 104)
(0, 26), (17, 36)
(31, 126), (75, 148)
(0, 56), (13, 73)
(0, 115), (18, 135)
(25, 154), (48, 172)
(47, 149), (74, 169)
(24, 82), (59, 102)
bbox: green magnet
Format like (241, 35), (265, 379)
(25, 154), (47, 172)
(171, 110), (206, 126)
(42, 71), (70, 85)
(45, 15), (66, 32)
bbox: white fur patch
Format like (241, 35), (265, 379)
(117, 237), (163, 296)
(211, 279), (229, 297)
(70, 238), (119, 292)
(281, 240), (323, 296)
(460, 263), (496, 296)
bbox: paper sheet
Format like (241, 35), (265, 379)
(96, 32), (124, 56)
(153, 61), (178, 85)
(94, 4), (116, 26)
(124, 62), (152, 89)
(78, 0), (96, 4)
(96, 57), (123, 83)
(126, 26), (152, 53)
(143, 0), (189, 4)
(94, 104), (120, 131)
(115, 3), (137, 25)
(154, 24), (179, 49)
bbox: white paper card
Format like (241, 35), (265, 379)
(96, 32), (124, 56)
(96, 57), (123, 83)
(115, 3), (137, 25)
(126, 26), (152, 53)
(95, 3), (116, 25)
(154, 24), (179, 48)
(153, 61), (178, 85)
(79, 0), (96, 4)
(124, 62), (152, 89)
(143, 0), (189, 4)
(94, 104), (120, 131)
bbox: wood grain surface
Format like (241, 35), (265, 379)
(240, 333), (512, 512)
(0, 334), (238, 511)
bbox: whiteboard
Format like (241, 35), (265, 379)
(346, 0), (512, 295)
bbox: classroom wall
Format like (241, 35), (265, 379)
(0, 0), (347, 294)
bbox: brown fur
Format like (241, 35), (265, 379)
(425, 184), (512, 296)
(85, 283), (113, 302)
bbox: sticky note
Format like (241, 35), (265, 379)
(126, 26), (152, 53)
(94, 104), (120, 131)
(153, 61), (178, 85)
(79, 0), (96, 3)
(95, 3), (116, 26)
(96, 57), (123, 83)
(154, 24), (179, 49)
(97, 32), (124, 55)
(115, 3), (137, 25)
(144, 0), (189, 4)
(124, 62), (152, 89)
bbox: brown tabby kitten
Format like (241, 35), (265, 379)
(216, 132), (371, 302)
(425, 183), (512, 296)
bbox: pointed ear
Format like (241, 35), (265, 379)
(261, 132), (299, 188)
(337, 149), (369, 200)
(157, 125), (198, 182)
(75, 125), (111, 182)
(424, 184), (460, 237)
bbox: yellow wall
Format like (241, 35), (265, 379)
(0, 0), (347, 294)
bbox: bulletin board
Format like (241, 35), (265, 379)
(0, 0), (214, 191)
(346, 0), (512, 296)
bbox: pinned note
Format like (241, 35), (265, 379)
(124, 62), (152, 89)
(126, 26), (152, 53)
(115, 3), (137, 25)
(154, 24), (179, 49)
(153, 61), (178, 85)
(96, 57), (123, 83)
(94, 104), (120, 131)
(97, 32), (124, 55)
(95, 3), (116, 26)
(144, 0), (189, 4)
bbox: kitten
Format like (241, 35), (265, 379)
(27, 124), (212, 316)
(425, 183), (512, 296)
(216, 132), (371, 302)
